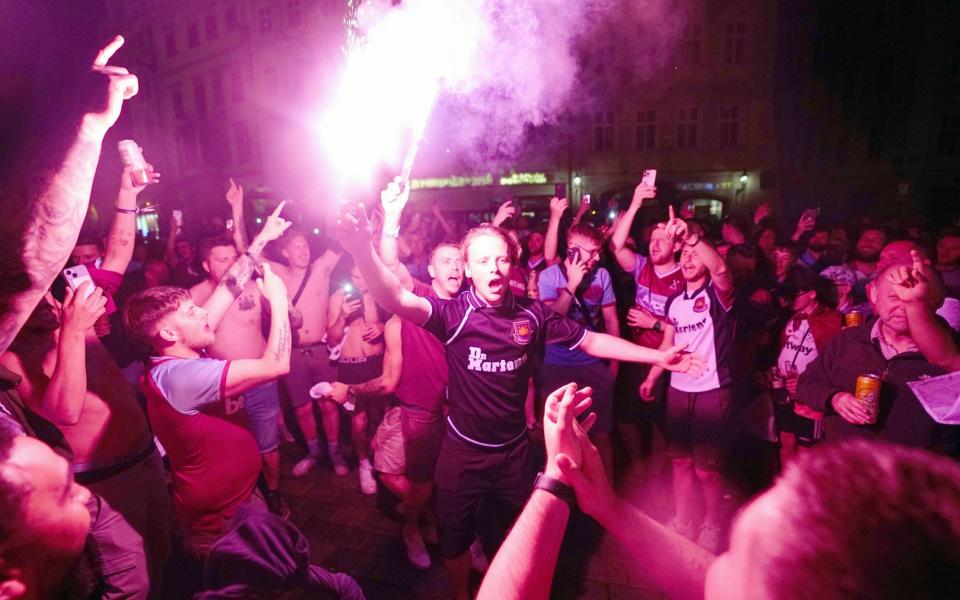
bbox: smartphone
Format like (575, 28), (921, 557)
(555, 183), (566, 199)
(641, 169), (658, 187)
(801, 208), (818, 223)
(567, 246), (581, 264)
(583, 194), (591, 205)
(343, 283), (364, 314)
(172, 209), (183, 227)
(63, 265), (96, 299)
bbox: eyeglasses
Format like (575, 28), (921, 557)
(567, 243), (601, 260)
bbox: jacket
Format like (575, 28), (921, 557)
(797, 317), (960, 456)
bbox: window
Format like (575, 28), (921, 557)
(212, 72), (225, 106)
(938, 116), (960, 156)
(681, 25), (701, 66)
(177, 125), (200, 167)
(867, 124), (885, 161)
(205, 15), (219, 40)
(718, 105), (740, 148)
(593, 111), (615, 152)
(259, 7), (273, 33)
(677, 107), (699, 149)
(171, 86), (186, 119)
(287, 0), (302, 28)
(187, 23), (200, 48)
(724, 22), (746, 65)
(231, 69), (245, 101)
(635, 110), (656, 151)
(225, 4), (239, 30)
(164, 31), (177, 57)
(193, 78), (207, 116)
(234, 121), (254, 163)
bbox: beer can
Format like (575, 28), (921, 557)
(855, 374), (881, 424)
(845, 310), (862, 328)
(117, 139), (151, 186)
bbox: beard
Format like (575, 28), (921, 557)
(855, 248), (880, 262)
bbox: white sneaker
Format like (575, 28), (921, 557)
(697, 522), (723, 554)
(403, 529), (431, 569)
(358, 462), (377, 495)
(469, 538), (489, 573)
(292, 455), (317, 478)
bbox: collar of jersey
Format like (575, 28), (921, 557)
(466, 287), (515, 310)
(682, 278), (710, 300)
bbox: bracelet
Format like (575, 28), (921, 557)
(533, 472), (577, 509)
(115, 206), (139, 215)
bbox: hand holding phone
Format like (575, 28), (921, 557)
(63, 265), (96, 300)
(172, 209), (183, 228)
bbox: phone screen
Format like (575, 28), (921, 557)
(555, 183), (566, 199)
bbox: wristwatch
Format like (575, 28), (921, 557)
(533, 472), (577, 509)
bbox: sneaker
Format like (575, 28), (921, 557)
(358, 462), (377, 495)
(265, 489), (291, 520)
(697, 522), (723, 554)
(469, 538), (489, 573)
(403, 528), (431, 569)
(292, 455), (317, 478)
(666, 516), (697, 541)
(330, 451), (349, 477)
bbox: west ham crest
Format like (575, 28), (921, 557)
(512, 319), (533, 344)
(693, 296), (708, 313)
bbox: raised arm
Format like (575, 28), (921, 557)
(667, 207), (733, 292)
(491, 199), (517, 228)
(432, 200), (456, 239)
(336, 204), (431, 324)
(890, 252), (960, 371)
(379, 179), (415, 291)
(224, 263), (291, 396)
(580, 329), (703, 377)
(224, 178), (249, 253)
(544, 196), (568, 265)
(164, 211), (182, 268)
(203, 202), (291, 328)
(611, 182), (655, 272)
(101, 163), (159, 273)
(0, 36), (137, 354)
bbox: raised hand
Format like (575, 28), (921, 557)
(335, 203), (373, 255)
(663, 205), (689, 242)
(630, 181), (657, 210)
(549, 196), (569, 219)
(660, 344), (706, 377)
(554, 417), (617, 518)
(542, 383), (595, 483)
(60, 283), (107, 334)
(753, 201), (772, 224)
(225, 178), (244, 210)
(381, 176), (410, 217)
(492, 200), (517, 227)
(119, 160), (159, 195)
(256, 262), (288, 306)
(564, 251), (589, 291)
(83, 36), (139, 139)
(889, 249), (929, 304)
(258, 201), (292, 242)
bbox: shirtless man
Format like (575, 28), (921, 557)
(264, 230), (343, 478)
(327, 265), (389, 494)
(0, 165), (170, 599)
(189, 199), (292, 517)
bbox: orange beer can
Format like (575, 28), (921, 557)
(855, 374), (881, 424)
(845, 311), (863, 328)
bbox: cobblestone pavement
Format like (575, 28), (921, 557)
(279, 443), (675, 600)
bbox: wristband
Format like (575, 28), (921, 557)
(115, 206), (139, 215)
(533, 472), (577, 509)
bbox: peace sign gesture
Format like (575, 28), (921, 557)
(83, 36), (139, 139)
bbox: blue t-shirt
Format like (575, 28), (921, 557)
(538, 264), (616, 366)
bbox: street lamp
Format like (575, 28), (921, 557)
(739, 171), (749, 185)
(573, 175), (582, 186)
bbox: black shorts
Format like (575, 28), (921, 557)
(434, 432), (533, 559)
(401, 406), (445, 483)
(338, 354), (384, 413)
(665, 386), (738, 470)
(773, 394), (824, 446)
(540, 361), (614, 434)
(614, 362), (667, 425)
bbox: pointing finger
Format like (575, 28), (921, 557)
(93, 35), (124, 67)
(270, 201), (287, 218)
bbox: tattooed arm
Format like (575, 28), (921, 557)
(202, 202), (291, 328)
(101, 164), (158, 273)
(329, 316), (402, 405)
(224, 263), (291, 396)
(0, 36), (138, 354)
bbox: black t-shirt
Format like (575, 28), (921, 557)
(422, 288), (586, 446)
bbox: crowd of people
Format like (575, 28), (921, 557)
(1, 34), (959, 600)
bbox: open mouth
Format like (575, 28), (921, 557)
(488, 277), (503, 292)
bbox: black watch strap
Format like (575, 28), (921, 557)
(533, 472), (577, 509)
